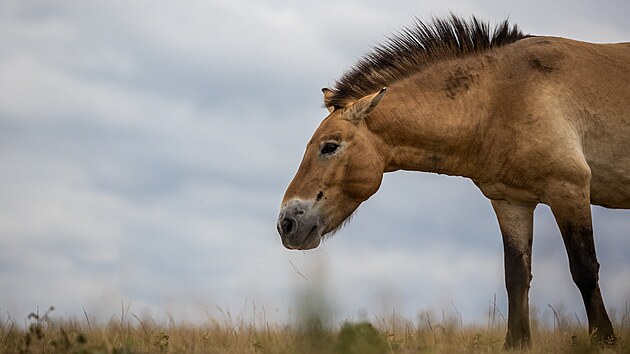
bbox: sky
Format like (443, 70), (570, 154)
(1, 0), (629, 327)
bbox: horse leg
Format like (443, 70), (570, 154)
(547, 183), (615, 345)
(491, 199), (535, 349)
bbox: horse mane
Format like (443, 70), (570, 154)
(325, 14), (526, 108)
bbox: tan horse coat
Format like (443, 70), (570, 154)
(278, 17), (629, 348)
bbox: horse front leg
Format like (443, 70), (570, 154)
(547, 186), (615, 345)
(491, 199), (536, 350)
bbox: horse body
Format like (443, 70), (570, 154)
(377, 36), (630, 207)
(277, 17), (629, 349)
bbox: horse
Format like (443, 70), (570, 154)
(277, 15), (629, 349)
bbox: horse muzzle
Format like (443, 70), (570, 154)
(277, 199), (322, 250)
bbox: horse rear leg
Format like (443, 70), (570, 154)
(491, 199), (536, 349)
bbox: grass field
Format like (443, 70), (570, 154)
(1, 304), (629, 354)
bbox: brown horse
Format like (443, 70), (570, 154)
(277, 15), (629, 349)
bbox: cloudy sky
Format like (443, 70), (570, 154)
(1, 0), (629, 327)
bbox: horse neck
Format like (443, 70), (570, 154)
(368, 65), (491, 179)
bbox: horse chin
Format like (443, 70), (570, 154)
(322, 209), (357, 238)
(298, 227), (322, 250)
(281, 225), (322, 250)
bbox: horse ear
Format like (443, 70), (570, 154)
(344, 87), (386, 123)
(322, 88), (335, 113)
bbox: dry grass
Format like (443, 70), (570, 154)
(1, 304), (629, 354)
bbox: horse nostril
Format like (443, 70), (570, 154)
(281, 218), (295, 235)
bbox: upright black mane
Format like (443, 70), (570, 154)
(325, 15), (526, 108)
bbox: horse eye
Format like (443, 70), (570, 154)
(320, 143), (339, 155)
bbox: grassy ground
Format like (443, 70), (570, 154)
(1, 305), (629, 354)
